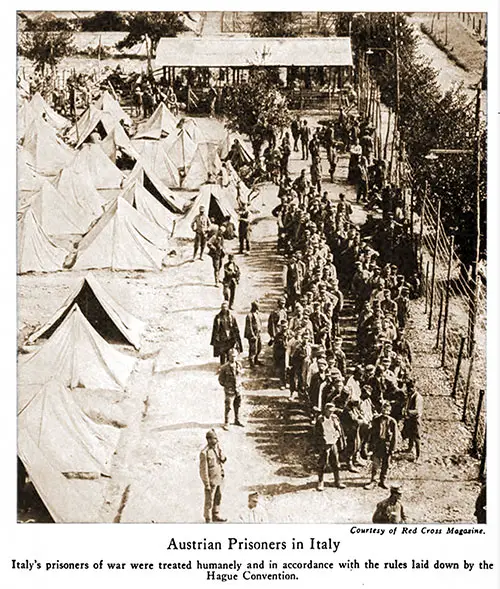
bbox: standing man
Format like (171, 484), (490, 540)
(238, 203), (251, 254)
(191, 205), (210, 261)
(244, 301), (263, 367)
(211, 302), (242, 364)
(218, 348), (244, 429)
(207, 227), (226, 286)
(268, 297), (288, 342)
(364, 401), (398, 490)
(315, 403), (346, 491)
(199, 429), (227, 523)
(291, 115), (301, 152)
(300, 119), (311, 161)
(372, 485), (407, 523)
(402, 383), (423, 461)
(222, 254), (240, 310)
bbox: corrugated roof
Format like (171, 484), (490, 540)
(155, 36), (353, 67)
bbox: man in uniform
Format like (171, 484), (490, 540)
(207, 226), (226, 286)
(191, 205), (210, 261)
(364, 401), (398, 490)
(218, 348), (244, 429)
(222, 254), (240, 309)
(372, 484), (407, 523)
(238, 203), (251, 254)
(199, 429), (227, 523)
(244, 301), (263, 367)
(239, 491), (269, 523)
(211, 302), (242, 364)
(315, 403), (346, 491)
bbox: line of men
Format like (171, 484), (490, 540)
(266, 165), (423, 493)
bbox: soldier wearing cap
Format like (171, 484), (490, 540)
(315, 403), (346, 491)
(364, 401), (398, 490)
(372, 484), (407, 523)
(199, 429), (227, 523)
(239, 491), (269, 523)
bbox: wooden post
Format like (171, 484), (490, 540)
(472, 390), (485, 456)
(462, 345), (475, 422)
(428, 199), (441, 329)
(383, 108), (392, 160)
(452, 335), (466, 399)
(435, 290), (444, 349)
(419, 192), (426, 273)
(441, 235), (455, 366)
(479, 427), (486, 480)
(424, 260), (430, 314)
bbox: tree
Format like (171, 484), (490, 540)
(222, 69), (292, 160)
(251, 12), (299, 37)
(80, 11), (128, 32)
(115, 11), (186, 56)
(18, 31), (75, 74)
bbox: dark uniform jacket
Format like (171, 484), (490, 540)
(372, 497), (406, 523)
(211, 312), (242, 357)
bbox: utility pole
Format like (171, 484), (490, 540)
(394, 13), (400, 124)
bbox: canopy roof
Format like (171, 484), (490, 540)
(155, 36), (353, 67)
(28, 272), (146, 349)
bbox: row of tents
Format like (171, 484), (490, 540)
(18, 91), (253, 273)
(17, 88), (256, 521)
(18, 273), (147, 522)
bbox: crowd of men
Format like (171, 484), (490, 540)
(207, 119), (423, 502)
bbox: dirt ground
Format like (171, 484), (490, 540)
(18, 116), (482, 524)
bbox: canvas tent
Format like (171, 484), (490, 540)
(18, 304), (136, 391)
(131, 140), (180, 188)
(67, 105), (131, 149)
(22, 117), (74, 175)
(94, 90), (132, 127)
(17, 92), (70, 139)
(17, 208), (67, 274)
(70, 143), (124, 192)
(174, 183), (238, 238)
(27, 179), (95, 236)
(120, 180), (176, 235)
(18, 379), (121, 472)
(124, 160), (184, 213)
(165, 127), (198, 170)
(182, 143), (222, 191)
(18, 149), (45, 204)
(101, 125), (141, 165)
(73, 197), (169, 271)
(28, 272), (146, 349)
(18, 379), (121, 522)
(134, 102), (178, 140)
(53, 167), (104, 220)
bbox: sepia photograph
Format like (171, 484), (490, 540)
(16, 9), (487, 525)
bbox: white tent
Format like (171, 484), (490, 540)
(182, 143), (222, 191)
(101, 125), (141, 165)
(131, 140), (180, 188)
(53, 167), (104, 220)
(70, 143), (124, 192)
(17, 149), (45, 205)
(27, 272), (146, 349)
(165, 127), (198, 170)
(134, 102), (178, 140)
(173, 183), (238, 238)
(120, 180), (176, 235)
(18, 379), (121, 473)
(17, 208), (67, 274)
(28, 179), (95, 236)
(94, 90), (132, 127)
(124, 160), (184, 213)
(73, 197), (169, 271)
(22, 117), (74, 175)
(18, 379), (121, 522)
(17, 92), (70, 139)
(67, 105), (131, 149)
(18, 304), (136, 391)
